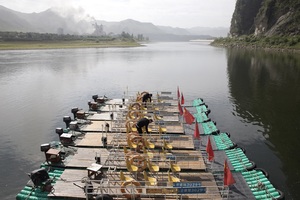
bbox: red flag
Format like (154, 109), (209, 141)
(183, 107), (195, 124)
(206, 136), (214, 161)
(178, 101), (183, 116)
(181, 92), (185, 105)
(194, 122), (200, 139)
(177, 86), (180, 99)
(224, 159), (236, 186)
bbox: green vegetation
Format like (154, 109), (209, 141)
(0, 31), (144, 50)
(0, 40), (141, 50)
(211, 35), (300, 51)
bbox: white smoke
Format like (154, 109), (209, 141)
(50, 6), (94, 23)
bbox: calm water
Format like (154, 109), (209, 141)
(0, 42), (299, 199)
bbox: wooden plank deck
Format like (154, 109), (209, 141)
(86, 112), (179, 122)
(64, 148), (109, 168)
(49, 169), (221, 200)
(49, 169), (87, 199)
(47, 95), (223, 199)
(74, 133), (194, 150)
(103, 149), (206, 171)
(79, 120), (184, 134)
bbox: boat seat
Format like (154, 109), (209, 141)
(143, 171), (157, 186)
(143, 147), (154, 159)
(159, 125), (167, 134)
(170, 161), (181, 173)
(127, 137), (138, 149)
(120, 170), (134, 182)
(126, 158), (139, 171)
(168, 170), (180, 185)
(163, 139), (173, 150)
(144, 139), (155, 149)
(147, 159), (160, 172)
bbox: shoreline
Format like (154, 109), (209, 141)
(0, 40), (142, 50)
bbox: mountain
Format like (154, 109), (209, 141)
(0, 5), (93, 34)
(230, 0), (300, 36)
(0, 5), (228, 41)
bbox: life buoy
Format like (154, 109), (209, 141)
(126, 110), (143, 120)
(130, 155), (147, 171)
(126, 131), (139, 138)
(126, 120), (138, 132)
(136, 96), (143, 102)
(130, 102), (142, 110)
(140, 91), (149, 96)
(130, 136), (143, 146)
(121, 180), (142, 199)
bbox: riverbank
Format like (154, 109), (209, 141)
(0, 40), (141, 50)
(211, 36), (300, 53)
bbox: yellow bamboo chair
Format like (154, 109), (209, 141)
(147, 159), (160, 173)
(143, 171), (157, 186)
(125, 157), (139, 179)
(120, 170), (134, 182)
(142, 126), (152, 134)
(143, 146), (154, 159)
(123, 146), (139, 157)
(163, 139), (173, 150)
(125, 158), (139, 172)
(154, 113), (162, 121)
(144, 139), (155, 149)
(170, 160), (181, 173)
(159, 125), (167, 134)
(126, 120), (139, 133)
(161, 147), (172, 160)
(168, 170), (180, 185)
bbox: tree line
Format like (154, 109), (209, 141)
(0, 31), (149, 42)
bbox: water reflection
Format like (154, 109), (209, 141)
(227, 48), (300, 199)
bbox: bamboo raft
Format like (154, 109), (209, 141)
(16, 90), (284, 200)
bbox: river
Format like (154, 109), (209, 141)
(0, 42), (299, 199)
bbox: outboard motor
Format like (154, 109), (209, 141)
(40, 143), (51, 164)
(55, 128), (64, 136)
(29, 168), (52, 192)
(40, 143), (51, 163)
(88, 101), (92, 110)
(29, 168), (50, 186)
(71, 107), (79, 120)
(63, 116), (72, 128)
(92, 95), (98, 102)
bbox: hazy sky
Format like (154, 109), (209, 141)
(0, 0), (236, 28)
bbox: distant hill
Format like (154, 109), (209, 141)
(0, 5), (229, 41)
